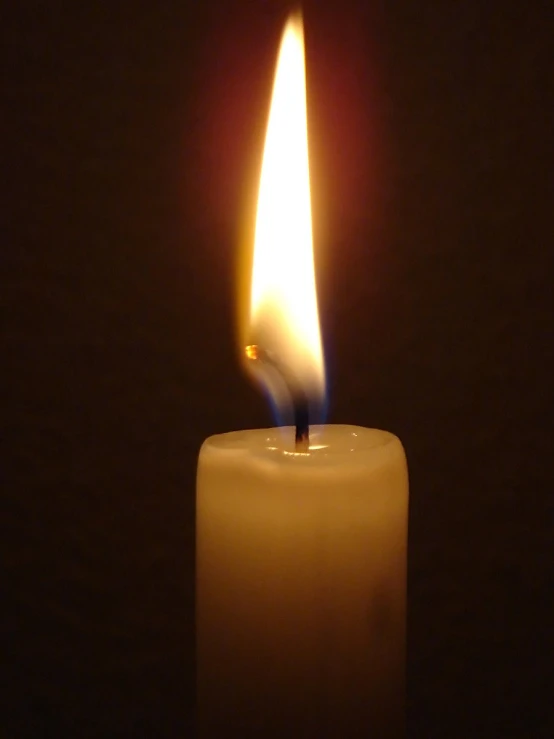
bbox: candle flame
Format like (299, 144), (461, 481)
(246, 13), (325, 418)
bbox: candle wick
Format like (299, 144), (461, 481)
(245, 344), (310, 452)
(294, 393), (309, 453)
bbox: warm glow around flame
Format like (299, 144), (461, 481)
(248, 13), (325, 410)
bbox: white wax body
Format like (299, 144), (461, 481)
(196, 425), (408, 738)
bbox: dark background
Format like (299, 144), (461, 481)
(2, 1), (552, 737)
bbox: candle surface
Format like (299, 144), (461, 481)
(197, 424), (408, 737)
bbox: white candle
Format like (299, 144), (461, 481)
(196, 12), (408, 737)
(197, 425), (408, 737)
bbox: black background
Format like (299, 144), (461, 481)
(3, 1), (552, 737)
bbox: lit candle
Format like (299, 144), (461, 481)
(197, 12), (408, 738)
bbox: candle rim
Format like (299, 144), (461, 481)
(200, 425), (402, 462)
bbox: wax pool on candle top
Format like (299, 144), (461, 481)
(196, 424), (408, 738)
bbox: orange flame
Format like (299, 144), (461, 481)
(245, 13), (325, 409)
